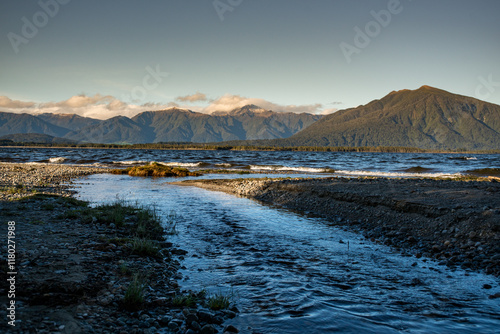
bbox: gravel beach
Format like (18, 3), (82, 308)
(0, 164), (239, 333)
(179, 176), (500, 277)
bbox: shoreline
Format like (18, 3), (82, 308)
(1, 144), (499, 154)
(177, 177), (500, 277)
(0, 164), (239, 333)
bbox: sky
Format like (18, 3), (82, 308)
(0, 0), (499, 119)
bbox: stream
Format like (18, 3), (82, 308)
(72, 174), (500, 334)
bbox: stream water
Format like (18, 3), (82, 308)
(72, 174), (500, 334)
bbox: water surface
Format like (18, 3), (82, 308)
(73, 174), (500, 334)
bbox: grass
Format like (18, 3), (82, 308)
(123, 274), (145, 310)
(110, 162), (201, 177)
(164, 210), (178, 235)
(119, 262), (132, 276)
(131, 238), (160, 257)
(134, 203), (165, 240)
(207, 290), (234, 310)
(172, 292), (200, 308)
(57, 198), (168, 241)
(5, 184), (24, 194)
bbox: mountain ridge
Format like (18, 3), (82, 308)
(278, 86), (500, 150)
(0, 107), (321, 144)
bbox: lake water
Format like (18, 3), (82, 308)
(72, 173), (500, 334)
(1, 147), (499, 177)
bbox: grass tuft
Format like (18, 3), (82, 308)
(131, 237), (159, 257)
(207, 290), (234, 310)
(123, 274), (145, 310)
(172, 292), (199, 308)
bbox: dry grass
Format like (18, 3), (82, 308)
(110, 162), (201, 177)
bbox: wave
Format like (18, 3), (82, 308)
(215, 163), (234, 167)
(249, 165), (335, 173)
(334, 169), (461, 178)
(409, 157), (432, 160)
(158, 161), (211, 168)
(400, 166), (435, 173)
(112, 160), (150, 165)
(48, 157), (67, 164)
(449, 156), (477, 161)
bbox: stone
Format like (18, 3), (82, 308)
(224, 324), (239, 333)
(200, 324), (216, 334)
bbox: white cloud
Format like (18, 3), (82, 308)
(0, 94), (174, 120)
(176, 92), (208, 103)
(0, 93), (334, 119)
(201, 94), (326, 114)
(0, 96), (36, 109)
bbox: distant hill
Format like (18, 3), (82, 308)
(0, 107), (321, 144)
(132, 105), (322, 143)
(0, 112), (70, 138)
(280, 86), (500, 150)
(37, 113), (100, 131)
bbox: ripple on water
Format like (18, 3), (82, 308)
(73, 174), (500, 334)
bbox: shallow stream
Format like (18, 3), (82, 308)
(73, 174), (500, 333)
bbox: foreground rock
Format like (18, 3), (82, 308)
(179, 177), (500, 276)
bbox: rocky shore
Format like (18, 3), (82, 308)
(0, 163), (239, 334)
(179, 177), (500, 278)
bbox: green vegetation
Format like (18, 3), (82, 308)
(123, 274), (145, 310)
(110, 162), (201, 177)
(207, 291), (233, 310)
(131, 238), (160, 257)
(163, 210), (178, 235)
(172, 292), (200, 308)
(277, 86), (500, 151)
(2, 140), (498, 153)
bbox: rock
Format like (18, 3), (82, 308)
(489, 292), (500, 299)
(167, 320), (179, 331)
(197, 310), (215, 323)
(200, 324), (216, 334)
(185, 313), (199, 327)
(224, 325), (239, 333)
(191, 321), (202, 331)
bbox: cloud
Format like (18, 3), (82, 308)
(0, 93), (334, 119)
(0, 94), (173, 120)
(202, 94), (325, 114)
(176, 92), (208, 103)
(0, 96), (36, 109)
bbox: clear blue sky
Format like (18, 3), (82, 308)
(1, 0), (499, 118)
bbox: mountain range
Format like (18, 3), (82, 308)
(1, 86), (499, 150)
(0, 106), (322, 144)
